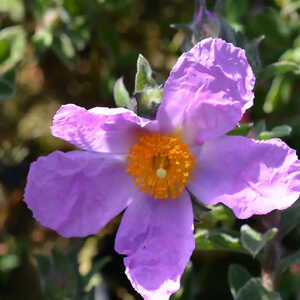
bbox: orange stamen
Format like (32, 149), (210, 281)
(126, 134), (195, 199)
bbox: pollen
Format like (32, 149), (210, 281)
(126, 134), (195, 199)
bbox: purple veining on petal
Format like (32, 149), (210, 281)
(24, 150), (137, 237)
(115, 191), (195, 299)
(156, 38), (255, 145)
(51, 104), (153, 154)
(188, 135), (300, 219)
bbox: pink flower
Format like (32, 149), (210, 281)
(24, 38), (300, 300)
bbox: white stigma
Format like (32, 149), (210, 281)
(156, 168), (167, 179)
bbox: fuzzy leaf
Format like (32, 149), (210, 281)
(190, 195), (211, 224)
(263, 76), (284, 113)
(0, 70), (15, 100)
(0, 0), (25, 22)
(35, 255), (52, 278)
(228, 264), (251, 299)
(236, 278), (282, 300)
(281, 47), (300, 65)
(53, 33), (76, 68)
(113, 77), (136, 111)
(258, 125), (292, 140)
(282, 199), (300, 237)
(33, 28), (53, 52)
(227, 123), (253, 137)
(200, 204), (235, 228)
(280, 249), (300, 272)
(253, 120), (266, 137)
(140, 87), (162, 107)
(135, 54), (157, 92)
(137, 87), (162, 119)
(172, 262), (198, 300)
(240, 225), (278, 258)
(195, 229), (244, 253)
(0, 253), (20, 273)
(0, 26), (26, 74)
(259, 61), (299, 80)
(239, 35), (264, 74)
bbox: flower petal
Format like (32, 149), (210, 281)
(51, 104), (152, 153)
(188, 136), (300, 219)
(24, 150), (137, 237)
(156, 38), (255, 145)
(115, 191), (195, 300)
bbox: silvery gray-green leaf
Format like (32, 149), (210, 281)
(113, 77), (137, 111)
(254, 120), (266, 137)
(228, 264), (251, 299)
(0, 26), (26, 74)
(135, 54), (157, 93)
(282, 199), (300, 237)
(227, 123), (254, 137)
(0, 70), (15, 101)
(236, 278), (282, 300)
(280, 249), (300, 273)
(195, 229), (245, 253)
(259, 61), (300, 80)
(240, 225), (278, 258)
(258, 125), (292, 140)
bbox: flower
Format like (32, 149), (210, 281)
(24, 38), (300, 300)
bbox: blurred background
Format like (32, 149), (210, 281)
(0, 0), (300, 299)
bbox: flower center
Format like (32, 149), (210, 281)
(126, 134), (195, 199)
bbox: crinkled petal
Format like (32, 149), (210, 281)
(188, 136), (300, 219)
(156, 38), (255, 145)
(24, 150), (138, 237)
(115, 191), (195, 300)
(51, 104), (153, 154)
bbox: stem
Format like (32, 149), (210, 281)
(257, 211), (282, 291)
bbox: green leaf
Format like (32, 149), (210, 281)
(195, 229), (245, 253)
(0, 40), (10, 64)
(172, 262), (198, 300)
(280, 249), (300, 272)
(228, 264), (251, 299)
(83, 256), (111, 287)
(263, 76), (284, 113)
(258, 125), (292, 140)
(281, 47), (300, 65)
(0, 0), (25, 22)
(236, 278), (282, 300)
(0, 70), (15, 100)
(200, 204), (235, 228)
(208, 205), (235, 222)
(135, 54), (157, 92)
(140, 87), (162, 106)
(227, 123), (253, 136)
(138, 87), (162, 119)
(35, 255), (52, 278)
(31, 0), (54, 18)
(190, 195), (211, 223)
(113, 77), (136, 111)
(282, 199), (300, 237)
(259, 61), (299, 80)
(52, 248), (69, 269)
(240, 225), (278, 258)
(0, 253), (20, 273)
(33, 28), (53, 52)
(0, 26), (26, 74)
(241, 35), (264, 74)
(253, 120), (266, 137)
(53, 33), (76, 68)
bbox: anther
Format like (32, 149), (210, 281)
(126, 134), (195, 199)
